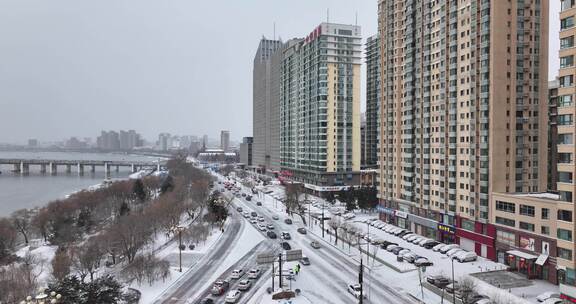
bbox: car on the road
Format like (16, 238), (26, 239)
(281, 242), (291, 250)
(297, 227), (307, 234)
(256, 201), (262, 206)
(198, 298), (215, 304)
(247, 268), (261, 279)
(310, 241), (321, 249)
(537, 292), (561, 302)
(236, 207), (243, 212)
(224, 290), (241, 303)
(210, 280), (230, 295)
(300, 256), (310, 265)
(230, 269), (244, 279)
(347, 284), (365, 299)
(242, 211), (250, 218)
(246, 196), (252, 201)
(251, 212), (258, 217)
(237, 280), (252, 291)
(284, 218), (293, 225)
(257, 224), (267, 231)
(281, 232), (291, 240)
(272, 215), (279, 220)
(241, 193), (246, 197)
(266, 224), (275, 230)
(258, 216), (265, 222)
(267, 231), (277, 239)
(249, 219), (257, 224)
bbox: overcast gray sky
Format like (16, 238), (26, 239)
(0, 0), (560, 144)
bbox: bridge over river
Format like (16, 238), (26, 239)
(0, 158), (167, 176)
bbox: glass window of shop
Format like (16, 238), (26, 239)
(461, 218), (475, 231)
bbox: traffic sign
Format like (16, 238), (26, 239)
(284, 249), (302, 261)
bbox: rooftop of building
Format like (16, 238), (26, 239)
(494, 192), (560, 201)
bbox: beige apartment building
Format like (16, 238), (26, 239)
(377, 0), (549, 276)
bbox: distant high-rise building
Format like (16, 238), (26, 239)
(364, 34), (380, 169)
(360, 113), (367, 168)
(239, 137), (253, 166)
(158, 133), (171, 151)
(220, 130), (230, 151)
(27, 139), (38, 148)
(202, 135), (209, 149)
(378, 0), (548, 262)
(280, 23), (362, 187)
(97, 131), (120, 150)
(253, 38), (283, 172)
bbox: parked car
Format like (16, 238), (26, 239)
(398, 249), (411, 258)
(267, 224), (275, 230)
(424, 241), (441, 249)
(281, 232), (291, 240)
(393, 229), (407, 236)
(419, 239), (435, 246)
(237, 280), (252, 291)
(281, 242), (291, 250)
(426, 275), (450, 288)
(311, 241), (321, 249)
(211, 280), (230, 295)
(236, 207), (243, 212)
(272, 215), (279, 220)
(300, 256), (310, 265)
(403, 252), (420, 263)
(256, 201), (262, 206)
(247, 268), (261, 279)
(386, 244), (399, 252)
(297, 227), (307, 234)
(541, 299), (563, 304)
(414, 257), (433, 267)
(343, 213), (356, 220)
(391, 247), (405, 255)
(412, 236), (426, 244)
(432, 243), (446, 251)
(405, 234), (418, 242)
(447, 248), (465, 257)
(398, 230), (412, 237)
(440, 244), (460, 254)
(224, 290), (241, 303)
(537, 292), (561, 302)
(267, 231), (277, 239)
(230, 269), (244, 279)
(347, 284), (365, 299)
(284, 218), (293, 224)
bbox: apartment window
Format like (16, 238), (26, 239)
(558, 247), (573, 261)
(542, 208), (550, 219)
(559, 152), (573, 163)
(558, 210), (574, 222)
(562, 0), (576, 11)
(559, 171), (574, 183)
(559, 133), (574, 144)
(560, 75), (574, 87)
(496, 216), (515, 227)
(560, 191), (574, 202)
(558, 228), (573, 241)
(561, 55), (575, 68)
(562, 16), (575, 30)
(519, 205), (535, 217)
(559, 95), (574, 107)
(496, 230), (515, 246)
(519, 222), (535, 232)
(541, 226), (550, 235)
(496, 201), (516, 213)
(562, 36), (575, 49)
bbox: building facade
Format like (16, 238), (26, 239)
(253, 38), (283, 172)
(377, 0), (548, 261)
(280, 23), (362, 188)
(549, 79), (559, 191)
(364, 34), (380, 169)
(239, 136), (253, 166)
(220, 130), (230, 152)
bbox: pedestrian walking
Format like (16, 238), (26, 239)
(297, 263), (301, 274)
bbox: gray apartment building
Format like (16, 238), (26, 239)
(364, 34), (380, 169)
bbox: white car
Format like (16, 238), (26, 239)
(237, 279), (252, 291)
(440, 244), (460, 254)
(432, 243), (446, 251)
(225, 290), (241, 303)
(266, 224), (275, 230)
(419, 239), (435, 246)
(347, 284), (365, 299)
(230, 269), (244, 279)
(247, 268), (261, 279)
(257, 224), (267, 231)
(405, 234), (417, 241)
(398, 249), (411, 258)
(249, 219), (257, 224)
(412, 236), (426, 244)
(541, 298), (563, 304)
(386, 244), (399, 252)
(258, 216), (265, 222)
(455, 251), (478, 262)
(447, 248), (464, 257)
(537, 292), (561, 302)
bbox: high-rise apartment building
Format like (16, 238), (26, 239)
(253, 38), (283, 172)
(377, 0), (548, 261)
(220, 130), (230, 152)
(549, 79), (559, 191)
(364, 34), (380, 169)
(280, 23), (362, 187)
(239, 136), (253, 166)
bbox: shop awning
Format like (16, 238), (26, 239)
(535, 254), (549, 266)
(507, 250), (538, 260)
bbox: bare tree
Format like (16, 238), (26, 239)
(459, 276), (478, 304)
(11, 209), (32, 245)
(284, 183), (307, 225)
(328, 218), (342, 245)
(73, 237), (104, 282)
(51, 247), (72, 281)
(107, 213), (152, 263)
(0, 218), (17, 260)
(20, 252), (44, 290)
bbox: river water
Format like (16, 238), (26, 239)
(0, 151), (165, 216)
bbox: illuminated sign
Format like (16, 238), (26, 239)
(437, 223), (456, 234)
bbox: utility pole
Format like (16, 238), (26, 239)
(359, 258), (364, 304)
(451, 258), (456, 304)
(178, 229), (182, 272)
(322, 204), (325, 238)
(278, 253), (283, 289)
(272, 259), (275, 291)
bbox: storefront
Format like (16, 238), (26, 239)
(377, 205), (396, 224)
(395, 210), (409, 229)
(438, 223), (456, 244)
(506, 250), (538, 279)
(408, 213), (439, 240)
(455, 216), (496, 260)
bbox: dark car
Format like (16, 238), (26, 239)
(246, 196), (252, 201)
(380, 241), (397, 249)
(423, 241), (441, 249)
(198, 298), (215, 304)
(256, 201), (262, 206)
(391, 246), (405, 255)
(267, 231), (277, 239)
(281, 242), (291, 250)
(284, 219), (293, 224)
(398, 230), (412, 237)
(426, 275), (451, 289)
(236, 207), (243, 212)
(297, 227), (307, 234)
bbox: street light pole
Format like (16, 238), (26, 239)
(322, 203), (325, 238)
(451, 257), (456, 304)
(178, 229), (183, 272)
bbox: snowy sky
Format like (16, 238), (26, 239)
(0, 0), (560, 144)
